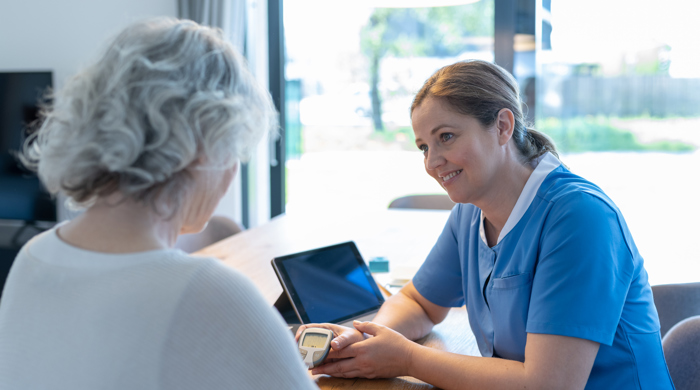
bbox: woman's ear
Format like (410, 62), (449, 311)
(495, 108), (515, 146)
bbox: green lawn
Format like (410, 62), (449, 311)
(538, 116), (696, 153)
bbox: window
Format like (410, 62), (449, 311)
(537, 1), (700, 284)
(282, 0), (494, 214)
(275, 0), (697, 285)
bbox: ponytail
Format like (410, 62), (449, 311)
(523, 129), (559, 160)
(412, 60), (562, 165)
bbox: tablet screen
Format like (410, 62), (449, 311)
(272, 242), (384, 324)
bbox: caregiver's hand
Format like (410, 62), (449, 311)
(311, 321), (416, 379)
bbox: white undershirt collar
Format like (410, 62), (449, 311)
(479, 152), (561, 247)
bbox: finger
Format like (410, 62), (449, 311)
(352, 320), (383, 336)
(323, 369), (364, 379)
(332, 329), (364, 350)
(294, 324), (308, 341)
(311, 357), (359, 376)
(296, 323), (342, 341)
(326, 342), (363, 360)
(294, 323), (320, 341)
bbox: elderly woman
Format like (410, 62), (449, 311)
(0, 18), (316, 389)
(299, 60), (674, 389)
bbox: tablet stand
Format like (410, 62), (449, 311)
(273, 292), (301, 325)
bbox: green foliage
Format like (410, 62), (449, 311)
(538, 117), (696, 153)
(360, 1), (494, 132)
(634, 60), (664, 75)
(360, 2), (494, 60)
(370, 126), (416, 149)
(627, 45), (671, 76)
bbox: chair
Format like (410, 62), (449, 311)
(662, 315), (700, 389)
(174, 215), (244, 253)
(651, 282), (700, 338)
(388, 194), (455, 210)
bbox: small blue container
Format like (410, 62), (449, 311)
(369, 257), (390, 273)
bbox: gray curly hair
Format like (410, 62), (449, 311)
(23, 17), (275, 214)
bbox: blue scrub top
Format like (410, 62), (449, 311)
(413, 161), (674, 389)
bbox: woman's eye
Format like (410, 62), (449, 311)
(418, 145), (428, 155)
(440, 133), (453, 142)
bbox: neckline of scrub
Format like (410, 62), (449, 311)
(479, 152), (561, 247)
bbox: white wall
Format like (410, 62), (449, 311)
(0, 0), (177, 90)
(0, 0), (178, 224)
(0, 0), (272, 231)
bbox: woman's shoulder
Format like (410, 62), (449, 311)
(170, 254), (274, 314)
(536, 168), (640, 257)
(539, 167), (618, 213)
(160, 255), (316, 389)
(168, 253), (262, 297)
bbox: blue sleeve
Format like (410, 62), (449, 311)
(526, 192), (635, 346)
(412, 205), (466, 308)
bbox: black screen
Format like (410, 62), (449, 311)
(275, 242), (384, 324)
(0, 72), (55, 222)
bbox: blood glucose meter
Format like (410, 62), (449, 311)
(298, 327), (333, 369)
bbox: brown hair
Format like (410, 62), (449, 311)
(411, 60), (559, 162)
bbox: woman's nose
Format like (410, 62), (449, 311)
(425, 149), (445, 171)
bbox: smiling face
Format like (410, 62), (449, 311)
(412, 97), (504, 205)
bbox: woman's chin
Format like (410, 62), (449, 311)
(179, 222), (207, 236)
(444, 192), (465, 204)
(440, 183), (466, 204)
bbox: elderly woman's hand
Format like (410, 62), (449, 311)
(294, 323), (366, 365)
(310, 321), (417, 379)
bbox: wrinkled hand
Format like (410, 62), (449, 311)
(311, 321), (416, 379)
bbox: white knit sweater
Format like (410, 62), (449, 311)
(0, 229), (317, 389)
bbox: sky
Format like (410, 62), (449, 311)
(550, 0), (700, 77)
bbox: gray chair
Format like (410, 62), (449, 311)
(388, 194), (455, 210)
(662, 315), (700, 390)
(174, 215), (244, 253)
(651, 282), (700, 338)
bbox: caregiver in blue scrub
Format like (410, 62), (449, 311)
(301, 60), (675, 389)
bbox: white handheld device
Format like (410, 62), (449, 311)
(298, 327), (333, 369)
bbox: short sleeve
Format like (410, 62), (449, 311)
(412, 205), (466, 308)
(160, 260), (317, 390)
(526, 192), (635, 346)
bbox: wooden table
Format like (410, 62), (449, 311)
(196, 209), (480, 389)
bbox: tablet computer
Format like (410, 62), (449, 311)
(271, 241), (385, 325)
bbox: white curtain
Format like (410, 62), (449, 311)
(229, 0), (246, 54)
(178, 0), (247, 53)
(178, 0), (253, 225)
(179, 0), (228, 29)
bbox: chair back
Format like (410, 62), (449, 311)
(662, 315), (700, 390)
(388, 194), (454, 210)
(651, 282), (700, 338)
